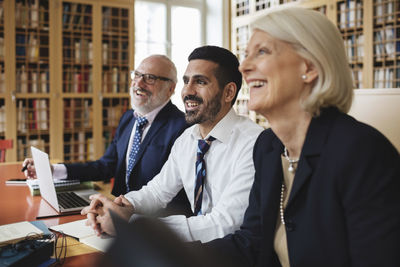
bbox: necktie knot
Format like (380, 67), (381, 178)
(197, 136), (215, 159)
(136, 116), (148, 128)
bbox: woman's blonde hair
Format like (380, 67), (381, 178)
(251, 7), (354, 115)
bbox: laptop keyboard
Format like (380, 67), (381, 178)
(57, 191), (90, 210)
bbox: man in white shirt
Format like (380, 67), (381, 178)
(82, 46), (263, 242)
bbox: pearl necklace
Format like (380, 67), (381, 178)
(280, 147), (298, 225)
(283, 147), (299, 173)
(280, 183), (286, 225)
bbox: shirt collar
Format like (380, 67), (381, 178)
(133, 100), (169, 124)
(190, 108), (237, 144)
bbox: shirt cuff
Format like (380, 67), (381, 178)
(52, 164), (68, 180)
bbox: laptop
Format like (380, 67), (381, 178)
(31, 146), (98, 213)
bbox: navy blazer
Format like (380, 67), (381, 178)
(206, 108), (400, 266)
(65, 101), (191, 213)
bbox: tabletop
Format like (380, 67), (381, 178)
(0, 162), (114, 266)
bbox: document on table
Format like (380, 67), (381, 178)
(0, 221), (43, 245)
(50, 219), (114, 252)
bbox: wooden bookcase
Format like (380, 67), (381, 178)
(231, 0), (400, 127)
(0, 1), (5, 140)
(0, 0), (134, 163)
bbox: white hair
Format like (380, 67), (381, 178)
(251, 7), (354, 115)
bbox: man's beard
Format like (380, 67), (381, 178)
(130, 86), (167, 115)
(184, 89), (223, 125)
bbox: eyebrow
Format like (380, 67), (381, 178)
(182, 74), (211, 81)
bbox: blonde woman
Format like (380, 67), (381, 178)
(205, 7), (400, 267)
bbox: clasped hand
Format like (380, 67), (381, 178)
(81, 194), (135, 236)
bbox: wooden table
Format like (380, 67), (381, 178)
(0, 162), (113, 266)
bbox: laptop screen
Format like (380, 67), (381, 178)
(31, 146), (61, 212)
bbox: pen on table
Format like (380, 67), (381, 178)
(21, 164), (28, 172)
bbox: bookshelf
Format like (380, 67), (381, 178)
(101, 5), (130, 152)
(0, 0), (134, 162)
(0, 0), (4, 140)
(230, 0), (400, 126)
(15, 0), (50, 159)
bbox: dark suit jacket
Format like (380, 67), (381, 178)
(206, 108), (400, 267)
(65, 101), (192, 215)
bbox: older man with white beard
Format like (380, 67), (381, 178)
(23, 55), (191, 215)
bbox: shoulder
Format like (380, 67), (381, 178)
(231, 114), (264, 139)
(157, 102), (188, 128)
(329, 111), (397, 155)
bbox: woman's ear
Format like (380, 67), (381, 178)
(303, 60), (318, 84)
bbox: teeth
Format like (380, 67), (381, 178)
(248, 81), (266, 88)
(136, 89), (146, 96)
(187, 102), (199, 108)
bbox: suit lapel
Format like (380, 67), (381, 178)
(262, 136), (285, 224)
(130, 102), (172, 170)
(120, 112), (136, 167)
(287, 108), (337, 207)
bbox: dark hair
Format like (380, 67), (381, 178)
(188, 46), (242, 106)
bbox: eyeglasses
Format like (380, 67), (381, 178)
(130, 70), (172, 85)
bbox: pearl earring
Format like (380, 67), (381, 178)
(301, 74), (307, 80)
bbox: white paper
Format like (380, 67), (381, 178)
(0, 221), (43, 244)
(80, 234), (113, 252)
(50, 219), (93, 239)
(50, 219), (114, 252)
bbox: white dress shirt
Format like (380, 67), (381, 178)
(124, 108), (263, 242)
(52, 100), (169, 179)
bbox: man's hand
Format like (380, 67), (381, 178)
(22, 158), (37, 179)
(81, 194), (134, 236)
(22, 158), (54, 179)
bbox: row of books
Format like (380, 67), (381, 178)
(351, 69), (363, 89)
(0, 4), (3, 25)
(235, 25), (250, 64)
(102, 68), (130, 93)
(374, 28), (400, 59)
(102, 7), (129, 32)
(63, 38), (93, 64)
(16, 138), (47, 160)
(0, 104), (5, 133)
(338, 0), (363, 29)
(102, 42), (129, 65)
(62, 3), (92, 30)
(17, 99), (48, 132)
(16, 66), (49, 93)
(374, 67), (400, 88)
(16, 33), (49, 62)
(15, 0), (49, 29)
(0, 66), (4, 93)
(63, 68), (93, 93)
(234, 99), (250, 117)
(235, 0), (250, 16)
(62, 39), (129, 65)
(63, 133), (96, 162)
(64, 99), (92, 129)
(375, 0), (397, 24)
(344, 34), (364, 62)
(0, 37), (4, 59)
(103, 101), (129, 128)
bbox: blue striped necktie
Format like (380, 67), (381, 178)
(194, 136), (215, 215)
(126, 116), (148, 192)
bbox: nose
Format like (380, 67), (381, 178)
(181, 80), (196, 99)
(239, 55), (253, 75)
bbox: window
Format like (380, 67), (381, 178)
(135, 0), (228, 110)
